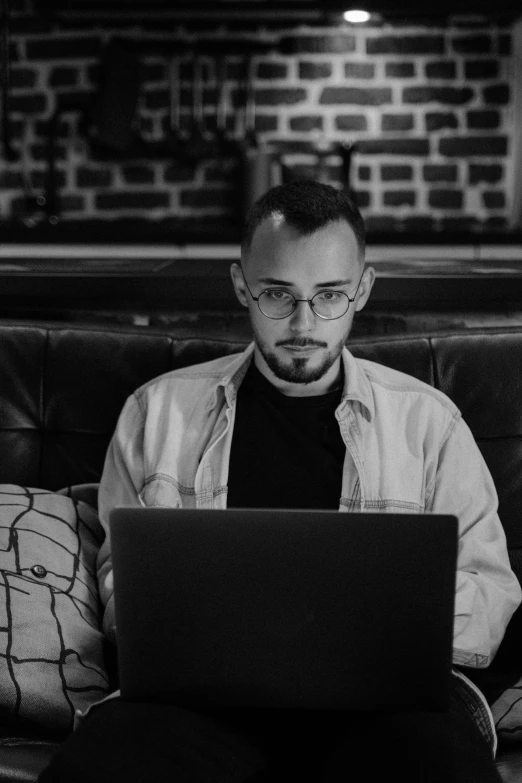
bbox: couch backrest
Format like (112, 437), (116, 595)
(2, 321), (522, 661)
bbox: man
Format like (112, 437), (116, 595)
(40, 181), (521, 782)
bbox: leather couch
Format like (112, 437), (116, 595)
(1, 319), (522, 782)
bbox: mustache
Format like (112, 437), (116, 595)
(276, 338), (327, 348)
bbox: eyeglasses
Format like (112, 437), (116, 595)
(240, 267), (365, 321)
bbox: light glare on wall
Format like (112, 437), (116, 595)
(343, 9), (371, 23)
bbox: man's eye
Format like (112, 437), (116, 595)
(266, 290), (292, 301)
(317, 291), (342, 303)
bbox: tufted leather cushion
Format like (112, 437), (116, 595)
(0, 739), (59, 783)
(1, 322), (522, 585)
(1, 320), (522, 781)
(0, 324), (247, 490)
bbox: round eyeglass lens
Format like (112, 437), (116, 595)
(258, 291), (296, 318)
(311, 291), (350, 319)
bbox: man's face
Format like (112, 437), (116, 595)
(231, 216), (375, 396)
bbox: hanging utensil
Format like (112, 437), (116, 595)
(0, 0), (18, 161)
(239, 53), (285, 218)
(163, 54), (187, 157)
(242, 54), (258, 152)
(214, 55), (237, 157)
(184, 53), (216, 162)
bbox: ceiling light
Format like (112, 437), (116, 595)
(343, 9), (371, 23)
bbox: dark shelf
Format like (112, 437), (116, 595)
(1, 267), (522, 314)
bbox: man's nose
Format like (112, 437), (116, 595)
(288, 299), (315, 332)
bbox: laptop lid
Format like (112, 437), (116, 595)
(110, 507), (458, 712)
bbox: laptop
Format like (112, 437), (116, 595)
(109, 507), (458, 713)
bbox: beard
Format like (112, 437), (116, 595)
(252, 326), (348, 385)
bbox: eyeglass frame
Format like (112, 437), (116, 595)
(239, 265), (366, 321)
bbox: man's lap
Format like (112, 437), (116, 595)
(38, 691), (501, 783)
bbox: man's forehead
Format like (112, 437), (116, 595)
(243, 215), (363, 275)
(247, 213), (297, 249)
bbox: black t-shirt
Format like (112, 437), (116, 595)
(227, 363), (346, 510)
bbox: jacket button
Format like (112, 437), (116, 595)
(31, 565), (47, 579)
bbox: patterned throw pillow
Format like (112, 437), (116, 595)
(0, 485), (109, 733)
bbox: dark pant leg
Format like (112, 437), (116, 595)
(238, 708), (455, 783)
(38, 699), (267, 783)
(316, 691), (501, 783)
(38, 695), (502, 783)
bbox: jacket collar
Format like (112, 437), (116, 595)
(217, 342), (374, 419)
(218, 344), (254, 407)
(339, 347), (375, 420)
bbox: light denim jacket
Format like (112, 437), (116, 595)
(97, 344), (521, 671)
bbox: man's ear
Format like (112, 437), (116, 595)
(230, 262), (249, 308)
(354, 266), (376, 313)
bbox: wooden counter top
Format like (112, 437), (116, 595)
(0, 243), (521, 277)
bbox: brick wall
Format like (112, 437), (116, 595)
(0, 6), (515, 236)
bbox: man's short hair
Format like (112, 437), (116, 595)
(241, 180), (366, 259)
